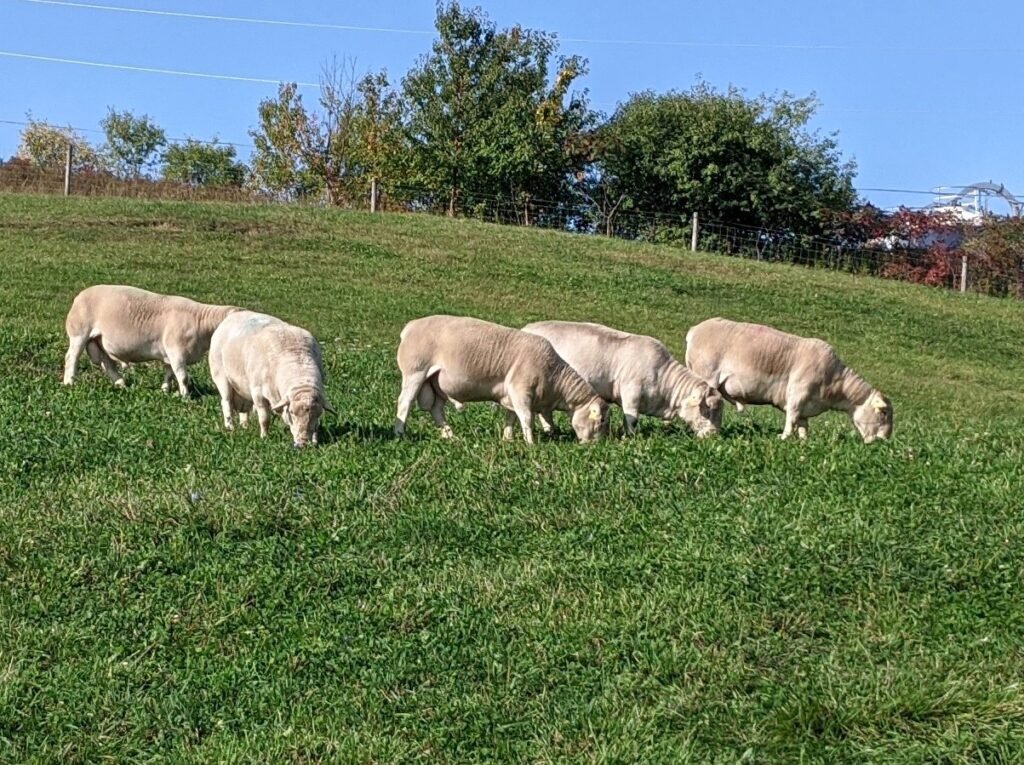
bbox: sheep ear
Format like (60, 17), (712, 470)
(871, 393), (888, 411)
(324, 400), (337, 416)
(271, 398), (288, 414)
(687, 390), (702, 406)
(588, 403), (601, 421)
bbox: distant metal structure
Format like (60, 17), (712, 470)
(931, 182), (1024, 220)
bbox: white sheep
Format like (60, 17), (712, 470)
(685, 317), (893, 442)
(208, 310), (335, 448)
(522, 320), (722, 437)
(63, 284), (237, 396)
(394, 315), (609, 443)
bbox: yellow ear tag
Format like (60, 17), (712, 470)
(588, 404), (601, 421)
(687, 391), (702, 406)
(872, 395), (887, 411)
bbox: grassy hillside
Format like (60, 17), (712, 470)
(1, 193), (1023, 763)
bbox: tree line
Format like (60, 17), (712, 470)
(2, 2), (863, 241)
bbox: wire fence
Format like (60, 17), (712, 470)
(3, 156), (1023, 300)
(0, 161), (253, 202)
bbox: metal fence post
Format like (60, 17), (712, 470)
(961, 254), (968, 293)
(63, 143), (73, 196)
(691, 211), (699, 252)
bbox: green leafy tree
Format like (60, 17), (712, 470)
(249, 82), (324, 200)
(250, 60), (405, 205)
(402, 2), (592, 219)
(162, 139), (246, 187)
(16, 117), (101, 171)
(100, 109), (166, 178)
(353, 70), (407, 204)
(595, 82), (857, 238)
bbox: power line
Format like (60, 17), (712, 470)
(11, 4), (1024, 120)
(0, 50), (1013, 121)
(21, 0), (433, 35)
(0, 50), (320, 88)
(20, 0), (1024, 54)
(858, 187), (951, 196)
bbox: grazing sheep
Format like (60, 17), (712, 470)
(522, 320), (722, 437)
(394, 315), (609, 443)
(63, 285), (237, 396)
(685, 317), (893, 442)
(208, 310), (334, 448)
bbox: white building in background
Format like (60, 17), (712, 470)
(866, 183), (1021, 251)
(929, 182), (1023, 223)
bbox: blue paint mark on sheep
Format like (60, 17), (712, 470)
(237, 315), (275, 336)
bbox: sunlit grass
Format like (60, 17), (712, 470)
(1, 193), (1023, 762)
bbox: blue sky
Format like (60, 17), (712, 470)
(2, 0), (1023, 213)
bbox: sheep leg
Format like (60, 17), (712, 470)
(219, 396), (235, 431)
(235, 393), (252, 429)
(506, 392), (536, 444)
(516, 408), (536, 444)
(394, 371), (428, 436)
(210, 362), (234, 429)
(255, 402), (272, 438)
(427, 392), (454, 440)
(797, 417), (810, 440)
(620, 389), (642, 436)
(86, 339), (125, 388)
(780, 403), (804, 440)
(503, 409), (518, 441)
(166, 354), (190, 398)
(63, 333), (90, 385)
(537, 410), (557, 436)
(161, 365), (175, 393)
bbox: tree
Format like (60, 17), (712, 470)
(100, 109), (166, 178)
(402, 2), (592, 219)
(162, 140), (246, 187)
(250, 59), (405, 205)
(249, 82), (323, 200)
(16, 117), (101, 171)
(962, 216), (1024, 297)
(352, 70), (407, 206)
(594, 82), (857, 238)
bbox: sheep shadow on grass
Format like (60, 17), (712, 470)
(317, 419), (418, 444)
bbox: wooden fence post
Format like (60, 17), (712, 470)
(691, 211), (699, 252)
(370, 177), (378, 213)
(961, 254), (968, 293)
(63, 143), (73, 196)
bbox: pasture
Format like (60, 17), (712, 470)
(1, 193), (1023, 763)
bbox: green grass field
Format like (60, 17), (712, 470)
(1, 193), (1023, 763)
